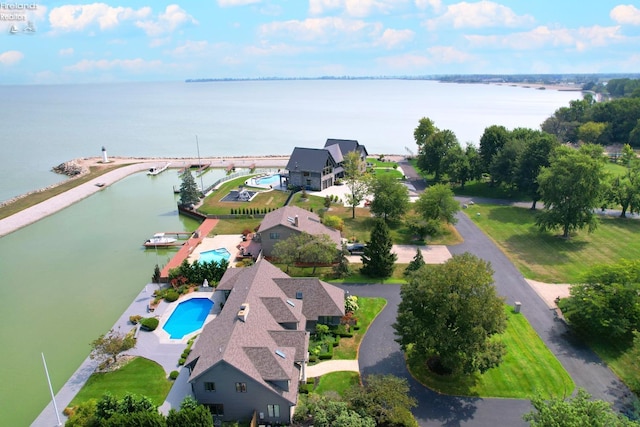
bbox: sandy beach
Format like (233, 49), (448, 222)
(0, 155), (290, 238)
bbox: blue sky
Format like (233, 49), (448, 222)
(2, 0), (639, 84)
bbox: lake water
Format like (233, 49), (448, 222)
(0, 80), (581, 426)
(1, 80), (580, 203)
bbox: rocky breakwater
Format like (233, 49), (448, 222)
(52, 160), (88, 177)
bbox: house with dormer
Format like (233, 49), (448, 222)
(286, 138), (368, 191)
(184, 260), (345, 424)
(256, 205), (342, 258)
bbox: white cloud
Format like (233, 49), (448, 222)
(426, 0), (534, 30)
(259, 17), (378, 43)
(375, 28), (414, 48)
(245, 42), (312, 56)
(427, 45), (473, 62)
(466, 25), (624, 51)
(415, 0), (441, 11)
(611, 5), (640, 25)
(135, 4), (197, 37)
(218, 0), (262, 6)
(169, 40), (210, 56)
(309, 0), (407, 17)
(65, 58), (162, 73)
(59, 48), (74, 56)
(49, 3), (151, 32)
(0, 50), (24, 66)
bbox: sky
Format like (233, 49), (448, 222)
(1, 0), (639, 84)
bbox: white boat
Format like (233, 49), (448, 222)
(144, 233), (178, 247)
(147, 162), (171, 176)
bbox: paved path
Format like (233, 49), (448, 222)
(306, 360), (360, 377)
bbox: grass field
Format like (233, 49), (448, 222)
(408, 307), (574, 399)
(0, 164), (129, 220)
(333, 297), (386, 360)
(198, 175), (290, 215)
(68, 357), (172, 408)
(313, 371), (361, 396)
(464, 203), (640, 283)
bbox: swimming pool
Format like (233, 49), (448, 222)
(163, 298), (214, 339)
(199, 248), (231, 264)
(255, 174), (281, 186)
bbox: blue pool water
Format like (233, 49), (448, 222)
(256, 174), (281, 186)
(163, 298), (214, 339)
(199, 248), (231, 264)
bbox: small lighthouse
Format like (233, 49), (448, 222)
(101, 146), (109, 163)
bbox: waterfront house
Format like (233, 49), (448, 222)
(286, 138), (368, 190)
(184, 260), (345, 424)
(255, 205), (342, 258)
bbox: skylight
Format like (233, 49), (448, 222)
(286, 299), (295, 307)
(275, 350), (286, 359)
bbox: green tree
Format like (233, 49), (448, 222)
(178, 169), (200, 207)
(446, 143), (482, 189)
(489, 138), (525, 189)
(369, 173), (410, 222)
(343, 151), (371, 219)
(89, 328), (136, 366)
(332, 243), (352, 279)
(346, 374), (418, 427)
(417, 129), (459, 181)
(414, 183), (460, 226)
(524, 388), (639, 427)
(404, 247), (425, 277)
(479, 125), (509, 178)
(621, 143), (636, 166)
(536, 146), (605, 238)
(608, 165), (640, 218)
(294, 394), (375, 427)
(273, 232), (337, 274)
(515, 131), (558, 209)
(394, 253), (507, 375)
(166, 397), (213, 427)
(558, 259), (640, 340)
(151, 264), (161, 284)
(360, 219), (397, 279)
(413, 117), (438, 151)
(577, 121), (607, 144)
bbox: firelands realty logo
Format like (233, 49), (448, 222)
(2, 3), (38, 34)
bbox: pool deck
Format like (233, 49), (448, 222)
(160, 218), (219, 279)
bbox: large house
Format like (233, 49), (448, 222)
(286, 138), (368, 191)
(184, 260), (345, 425)
(256, 205), (342, 258)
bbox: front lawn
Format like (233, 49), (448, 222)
(199, 175), (290, 215)
(465, 203), (640, 283)
(312, 371), (361, 396)
(408, 307), (574, 399)
(333, 297), (386, 359)
(68, 357), (172, 408)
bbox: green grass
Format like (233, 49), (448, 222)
(587, 338), (640, 396)
(464, 203), (640, 283)
(313, 371), (361, 396)
(68, 357), (172, 408)
(604, 161), (628, 177)
(209, 218), (261, 235)
(367, 157), (398, 168)
(452, 180), (529, 200)
(333, 297), (386, 359)
(0, 164), (129, 220)
(372, 168), (404, 179)
(408, 307), (574, 399)
(199, 175), (290, 215)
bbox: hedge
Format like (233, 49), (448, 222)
(140, 317), (159, 331)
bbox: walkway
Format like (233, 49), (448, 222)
(160, 218), (219, 279)
(306, 360), (359, 378)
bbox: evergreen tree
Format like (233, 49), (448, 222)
(332, 243), (352, 278)
(152, 264), (161, 284)
(361, 219), (397, 278)
(179, 170), (200, 207)
(404, 247), (425, 277)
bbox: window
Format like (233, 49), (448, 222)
(269, 232), (279, 240)
(207, 404), (224, 416)
(204, 382), (216, 392)
(235, 382), (247, 393)
(303, 171), (310, 176)
(296, 291), (303, 299)
(268, 404), (280, 418)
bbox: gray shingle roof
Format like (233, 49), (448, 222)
(257, 206), (342, 247)
(285, 147), (336, 173)
(185, 260), (343, 405)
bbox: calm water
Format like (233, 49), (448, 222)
(0, 80), (581, 425)
(1, 80), (580, 202)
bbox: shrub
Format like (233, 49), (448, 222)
(178, 357), (186, 365)
(140, 317), (159, 331)
(129, 315), (142, 325)
(169, 370), (179, 380)
(164, 290), (179, 302)
(181, 349), (191, 358)
(333, 335), (340, 347)
(323, 215), (344, 231)
(299, 383), (310, 394)
(318, 353), (333, 360)
(309, 355), (317, 363)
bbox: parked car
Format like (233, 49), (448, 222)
(347, 243), (366, 254)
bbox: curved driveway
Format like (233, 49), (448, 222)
(335, 160), (636, 426)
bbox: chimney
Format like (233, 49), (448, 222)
(237, 303), (250, 322)
(294, 215), (299, 227)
